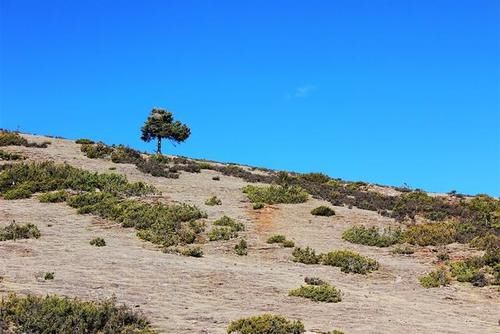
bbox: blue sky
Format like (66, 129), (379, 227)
(1, 0), (499, 196)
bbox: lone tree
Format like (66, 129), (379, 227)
(141, 108), (191, 155)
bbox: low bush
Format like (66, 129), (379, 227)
(419, 266), (451, 288)
(282, 240), (295, 248)
(3, 183), (33, 199)
(243, 184), (308, 204)
(80, 142), (113, 159)
(0, 131), (50, 148)
(44, 272), (55, 280)
(227, 314), (305, 334)
(0, 294), (157, 333)
(208, 226), (237, 241)
(342, 225), (403, 247)
(267, 234), (286, 244)
(391, 244), (415, 255)
(205, 196), (222, 206)
(89, 237), (106, 247)
(404, 222), (457, 246)
(212, 176), (220, 181)
(253, 202), (264, 210)
(110, 145), (143, 164)
(136, 158), (179, 178)
(213, 215), (244, 231)
(197, 162), (214, 170)
(299, 172), (331, 184)
(0, 222), (40, 241)
(75, 138), (94, 144)
(38, 190), (69, 203)
(470, 233), (500, 251)
(177, 246), (204, 257)
(311, 206), (336, 216)
(289, 283), (342, 303)
(292, 247), (321, 264)
(235, 239), (248, 256)
(321, 250), (379, 274)
(0, 150), (25, 161)
(304, 277), (326, 286)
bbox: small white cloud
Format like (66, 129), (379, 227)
(286, 85), (317, 100)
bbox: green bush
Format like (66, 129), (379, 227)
(304, 277), (326, 286)
(267, 234), (286, 244)
(80, 142), (113, 159)
(311, 206), (336, 217)
(38, 190), (69, 203)
(0, 222), (40, 241)
(419, 267), (451, 288)
(0, 131), (50, 148)
(243, 184), (308, 204)
(175, 246), (204, 257)
(253, 202), (265, 210)
(299, 172), (331, 184)
(342, 225), (403, 247)
(3, 183), (33, 199)
(213, 216), (244, 232)
(89, 237), (106, 247)
(292, 247), (321, 264)
(321, 250), (379, 274)
(75, 138), (94, 144)
(289, 283), (342, 303)
(227, 314), (305, 334)
(282, 240), (295, 248)
(208, 226), (238, 241)
(197, 162), (214, 170)
(235, 239), (248, 256)
(391, 244), (415, 255)
(110, 145), (143, 164)
(0, 150), (25, 161)
(404, 222), (457, 246)
(44, 272), (55, 280)
(205, 196), (222, 206)
(470, 233), (500, 251)
(0, 294), (157, 333)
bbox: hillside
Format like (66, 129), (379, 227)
(0, 132), (498, 334)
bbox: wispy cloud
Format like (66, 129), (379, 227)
(286, 84), (317, 100)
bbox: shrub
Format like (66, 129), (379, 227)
(391, 244), (415, 255)
(304, 277), (326, 286)
(327, 331), (344, 334)
(243, 185), (308, 204)
(292, 247), (321, 264)
(89, 237), (106, 247)
(311, 206), (336, 216)
(289, 283), (342, 303)
(205, 196), (222, 206)
(0, 131), (49, 148)
(0, 294), (157, 333)
(267, 234), (286, 244)
(321, 250), (379, 274)
(110, 145), (143, 164)
(75, 138), (94, 144)
(38, 190), (68, 203)
(282, 240), (295, 248)
(419, 267), (451, 288)
(80, 142), (113, 159)
(299, 172), (331, 184)
(213, 215), (244, 232)
(136, 158), (179, 178)
(44, 272), (55, 280)
(253, 202), (264, 210)
(0, 150), (25, 160)
(3, 183), (33, 199)
(227, 314), (305, 334)
(0, 222), (40, 241)
(342, 225), (403, 247)
(208, 227), (238, 241)
(404, 222), (457, 246)
(176, 246), (204, 257)
(198, 162), (214, 170)
(470, 234), (500, 251)
(212, 176), (220, 181)
(235, 239), (248, 256)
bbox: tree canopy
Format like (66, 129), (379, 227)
(140, 108), (191, 154)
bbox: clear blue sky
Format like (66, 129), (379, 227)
(1, 0), (499, 196)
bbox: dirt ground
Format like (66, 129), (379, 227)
(0, 134), (498, 334)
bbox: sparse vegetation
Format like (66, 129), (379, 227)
(0, 222), (40, 241)
(80, 142), (114, 159)
(321, 250), (379, 274)
(89, 237), (106, 247)
(235, 239), (248, 256)
(243, 184), (308, 204)
(253, 202), (265, 210)
(0, 294), (157, 333)
(75, 138), (94, 144)
(310, 206), (336, 216)
(227, 314), (305, 334)
(176, 246), (204, 257)
(289, 283), (342, 303)
(292, 247), (321, 264)
(205, 195), (222, 206)
(0, 150), (25, 161)
(404, 222), (457, 246)
(419, 266), (451, 288)
(208, 216), (244, 241)
(44, 272), (55, 280)
(38, 190), (69, 203)
(0, 130), (50, 148)
(391, 244), (415, 255)
(304, 277), (326, 286)
(342, 225), (403, 247)
(267, 234), (286, 244)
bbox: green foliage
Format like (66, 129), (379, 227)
(391, 244), (415, 255)
(175, 246), (204, 257)
(327, 330), (344, 334)
(44, 272), (55, 280)
(243, 184), (308, 204)
(304, 277), (326, 286)
(253, 202), (265, 210)
(282, 240), (295, 248)
(267, 234), (286, 244)
(321, 250), (379, 274)
(342, 225), (403, 247)
(288, 283), (342, 303)
(0, 162), (156, 199)
(197, 162), (214, 169)
(75, 138), (94, 144)
(449, 259), (482, 283)
(0, 130), (50, 148)
(292, 247), (321, 264)
(205, 195), (222, 206)
(110, 145), (143, 164)
(470, 233), (500, 251)
(419, 267), (451, 288)
(227, 314), (305, 334)
(0, 150), (25, 161)
(299, 172), (331, 184)
(0, 294), (157, 334)
(310, 206), (336, 216)
(141, 108), (191, 154)
(208, 216), (243, 241)
(235, 239), (248, 256)
(404, 222), (457, 246)
(38, 190), (69, 203)
(89, 237), (106, 247)
(0, 222), (41, 241)
(80, 142), (113, 159)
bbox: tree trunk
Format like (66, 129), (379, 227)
(157, 138), (162, 155)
